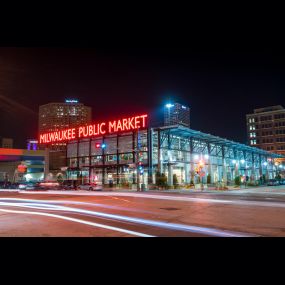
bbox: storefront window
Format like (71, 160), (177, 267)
(69, 158), (78, 168)
(79, 157), (90, 167)
(105, 155), (117, 165)
(119, 153), (133, 164)
(104, 136), (117, 154)
(67, 142), (77, 158)
(118, 135), (133, 153)
(78, 140), (90, 157)
(91, 156), (103, 165)
(91, 138), (103, 156)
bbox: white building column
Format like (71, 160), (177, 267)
(222, 158), (227, 183)
(184, 163), (190, 184)
(207, 158), (213, 183)
(168, 163), (173, 186)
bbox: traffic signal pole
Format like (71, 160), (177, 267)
(136, 130), (140, 192)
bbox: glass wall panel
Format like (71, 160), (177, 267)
(118, 135), (133, 153)
(91, 138), (103, 156)
(104, 136), (117, 154)
(78, 140), (90, 157)
(105, 154), (117, 165)
(119, 153), (133, 164)
(67, 142), (77, 158)
(91, 156), (103, 166)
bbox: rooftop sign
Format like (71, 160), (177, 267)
(65, 99), (79, 103)
(39, 114), (148, 144)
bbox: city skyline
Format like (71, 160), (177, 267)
(0, 47), (285, 148)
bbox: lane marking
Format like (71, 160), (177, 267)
(10, 190), (285, 209)
(0, 208), (154, 237)
(0, 201), (256, 237)
(0, 198), (155, 215)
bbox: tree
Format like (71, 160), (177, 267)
(56, 173), (64, 184)
(234, 176), (241, 186)
(276, 174), (282, 180)
(207, 174), (211, 184)
(155, 172), (168, 188)
(173, 174), (178, 185)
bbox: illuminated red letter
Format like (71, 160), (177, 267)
(123, 119), (128, 130)
(117, 120), (123, 132)
(128, 117), (134, 129)
(135, 116), (140, 129)
(109, 121), (117, 133)
(40, 134), (46, 144)
(100, 123), (106, 135)
(72, 128), (76, 139)
(140, 114), (147, 128)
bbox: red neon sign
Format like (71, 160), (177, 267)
(39, 114), (148, 144)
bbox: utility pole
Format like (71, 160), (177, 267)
(136, 130), (141, 192)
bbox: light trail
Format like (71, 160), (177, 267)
(0, 207), (154, 237)
(9, 190), (285, 209)
(0, 198), (156, 215)
(0, 200), (257, 237)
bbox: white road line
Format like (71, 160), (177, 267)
(0, 208), (154, 237)
(0, 198), (157, 215)
(11, 190), (285, 209)
(0, 201), (256, 237)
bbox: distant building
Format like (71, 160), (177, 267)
(38, 100), (92, 173)
(164, 102), (190, 128)
(0, 148), (48, 183)
(0, 137), (13, 149)
(27, 139), (41, 151)
(246, 105), (285, 159)
(39, 100), (92, 136)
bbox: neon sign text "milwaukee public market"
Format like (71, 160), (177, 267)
(39, 114), (148, 144)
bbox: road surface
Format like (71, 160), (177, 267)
(1, 186), (285, 237)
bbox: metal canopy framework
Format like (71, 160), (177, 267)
(154, 125), (284, 159)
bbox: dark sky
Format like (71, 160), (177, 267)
(0, 47), (285, 148)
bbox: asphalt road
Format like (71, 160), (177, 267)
(1, 186), (285, 237)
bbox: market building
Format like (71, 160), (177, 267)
(39, 112), (283, 188)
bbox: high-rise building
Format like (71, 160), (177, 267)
(164, 102), (190, 127)
(0, 137), (13, 148)
(39, 99), (92, 135)
(38, 99), (92, 172)
(246, 105), (285, 157)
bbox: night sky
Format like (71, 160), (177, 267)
(0, 47), (285, 148)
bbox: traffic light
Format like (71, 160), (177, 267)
(138, 161), (144, 175)
(95, 143), (106, 149)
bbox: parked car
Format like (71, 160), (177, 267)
(77, 183), (103, 191)
(267, 179), (280, 186)
(8, 183), (20, 189)
(0, 181), (15, 189)
(38, 181), (60, 190)
(18, 182), (37, 190)
(60, 180), (76, 190)
(279, 179), (285, 185)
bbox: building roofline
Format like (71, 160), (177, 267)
(152, 125), (284, 158)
